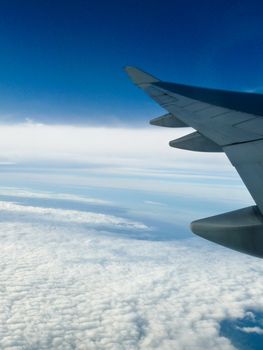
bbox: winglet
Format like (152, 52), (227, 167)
(124, 66), (160, 87)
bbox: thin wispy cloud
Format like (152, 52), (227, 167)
(0, 200), (149, 230)
(0, 187), (111, 205)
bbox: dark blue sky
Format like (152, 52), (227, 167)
(0, 0), (263, 124)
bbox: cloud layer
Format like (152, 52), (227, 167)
(0, 123), (231, 172)
(0, 124), (253, 210)
(0, 189), (263, 349)
(0, 124), (259, 349)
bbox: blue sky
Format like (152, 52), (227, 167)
(1, 1), (263, 349)
(0, 0), (263, 124)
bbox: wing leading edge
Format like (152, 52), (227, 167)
(125, 66), (263, 258)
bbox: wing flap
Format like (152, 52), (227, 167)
(224, 139), (263, 213)
(235, 117), (263, 136)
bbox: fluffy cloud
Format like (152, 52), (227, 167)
(237, 327), (263, 335)
(0, 123), (258, 349)
(0, 189), (263, 350)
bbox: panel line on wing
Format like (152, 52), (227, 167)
(232, 117), (258, 126)
(223, 136), (263, 147)
(210, 111), (233, 119)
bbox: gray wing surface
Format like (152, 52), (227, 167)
(125, 66), (263, 258)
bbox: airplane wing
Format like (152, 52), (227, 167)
(125, 66), (263, 258)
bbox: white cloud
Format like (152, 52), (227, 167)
(0, 192), (263, 349)
(0, 124), (232, 174)
(0, 123), (259, 349)
(144, 200), (166, 206)
(0, 123), (252, 207)
(0, 187), (111, 205)
(237, 326), (263, 335)
(0, 200), (149, 231)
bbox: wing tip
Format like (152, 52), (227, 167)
(124, 66), (159, 86)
